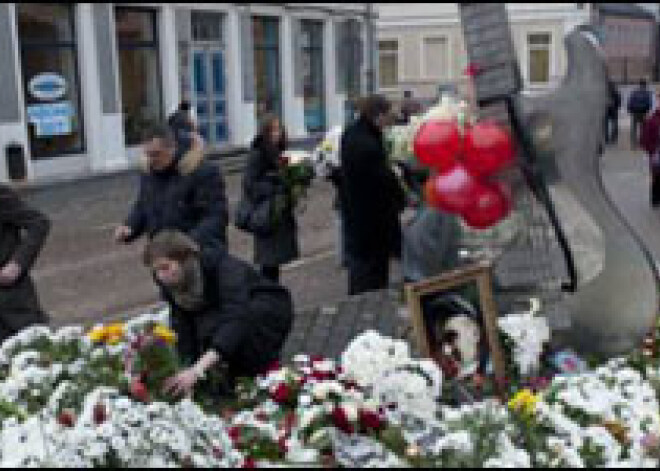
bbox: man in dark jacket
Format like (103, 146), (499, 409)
(115, 123), (228, 259)
(0, 185), (50, 340)
(167, 101), (196, 142)
(340, 95), (406, 296)
(143, 230), (293, 397)
(628, 79), (653, 148)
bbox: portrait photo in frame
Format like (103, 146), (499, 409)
(404, 259), (506, 397)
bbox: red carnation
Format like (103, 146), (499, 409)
(242, 457), (257, 468)
(228, 426), (242, 445)
(57, 409), (76, 428)
(271, 383), (292, 405)
(331, 407), (355, 434)
(93, 403), (108, 425)
(358, 409), (384, 431)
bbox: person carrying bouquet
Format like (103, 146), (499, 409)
(242, 114), (300, 283)
(143, 230), (293, 398)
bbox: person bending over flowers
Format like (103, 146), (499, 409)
(143, 230), (293, 398)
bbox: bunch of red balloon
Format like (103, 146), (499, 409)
(414, 119), (516, 229)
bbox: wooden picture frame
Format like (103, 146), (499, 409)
(404, 259), (506, 393)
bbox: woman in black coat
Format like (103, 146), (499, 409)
(0, 185), (50, 340)
(242, 115), (299, 283)
(143, 230), (293, 397)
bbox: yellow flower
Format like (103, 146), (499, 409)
(106, 334), (123, 346)
(105, 323), (124, 338)
(153, 324), (176, 345)
(87, 326), (107, 343)
(508, 389), (538, 416)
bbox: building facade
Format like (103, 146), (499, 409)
(0, 3), (370, 183)
(375, 3), (591, 102)
(591, 3), (657, 84)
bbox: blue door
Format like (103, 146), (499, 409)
(192, 47), (228, 146)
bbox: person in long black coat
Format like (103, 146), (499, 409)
(242, 115), (299, 283)
(0, 185), (50, 340)
(143, 230), (293, 397)
(115, 123), (228, 260)
(340, 95), (406, 295)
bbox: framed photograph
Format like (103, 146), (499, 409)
(404, 259), (506, 394)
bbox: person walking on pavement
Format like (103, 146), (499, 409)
(115, 122), (228, 260)
(144, 230), (293, 398)
(242, 114), (300, 284)
(627, 79), (653, 148)
(605, 80), (621, 145)
(0, 185), (50, 341)
(340, 95), (406, 296)
(640, 93), (660, 207)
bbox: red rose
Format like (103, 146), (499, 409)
(130, 378), (150, 403)
(331, 407), (355, 434)
(57, 409), (76, 428)
(271, 383), (291, 405)
(264, 361), (281, 375)
(228, 426), (242, 445)
(358, 409), (383, 431)
(242, 457), (257, 468)
(93, 403), (108, 425)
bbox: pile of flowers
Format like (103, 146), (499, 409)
(277, 150), (316, 212)
(0, 304), (659, 467)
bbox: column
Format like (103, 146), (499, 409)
(282, 14), (306, 138)
(327, 18), (346, 128)
(0, 3), (30, 181)
(160, 5), (180, 117)
(227, 8), (256, 147)
(84, 3), (126, 172)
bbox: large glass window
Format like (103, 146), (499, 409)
(253, 16), (282, 124)
(422, 37), (448, 79)
(301, 20), (326, 133)
(528, 33), (551, 84)
(378, 39), (398, 88)
(115, 7), (163, 146)
(17, 3), (85, 159)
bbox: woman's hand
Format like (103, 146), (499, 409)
(162, 367), (201, 398)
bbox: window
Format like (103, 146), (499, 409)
(528, 33), (551, 84)
(17, 3), (85, 159)
(115, 7), (163, 146)
(253, 16), (282, 124)
(301, 20), (326, 133)
(378, 39), (398, 88)
(422, 36), (448, 79)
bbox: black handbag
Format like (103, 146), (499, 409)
(234, 193), (275, 237)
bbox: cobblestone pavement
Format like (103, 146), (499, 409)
(19, 124), (660, 360)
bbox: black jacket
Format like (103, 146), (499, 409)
(242, 137), (299, 267)
(125, 141), (228, 257)
(339, 117), (406, 260)
(0, 185), (50, 337)
(161, 251), (293, 379)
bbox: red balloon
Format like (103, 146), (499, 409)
(425, 165), (483, 214)
(462, 183), (512, 229)
(413, 120), (462, 172)
(463, 122), (515, 177)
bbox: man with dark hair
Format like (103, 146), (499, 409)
(167, 101), (197, 142)
(115, 121), (228, 259)
(340, 95), (406, 295)
(628, 79), (653, 148)
(0, 185), (50, 340)
(399, 90), (422, 124)
(143, 230), (293, 396)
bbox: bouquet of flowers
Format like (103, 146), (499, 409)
(275, 151), (315, 217)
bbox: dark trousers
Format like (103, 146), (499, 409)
(652, 173), (660, 207)
(631, 113), (646, 148)
(347, 255), (390, 296)
(261, 265), (281, 283)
